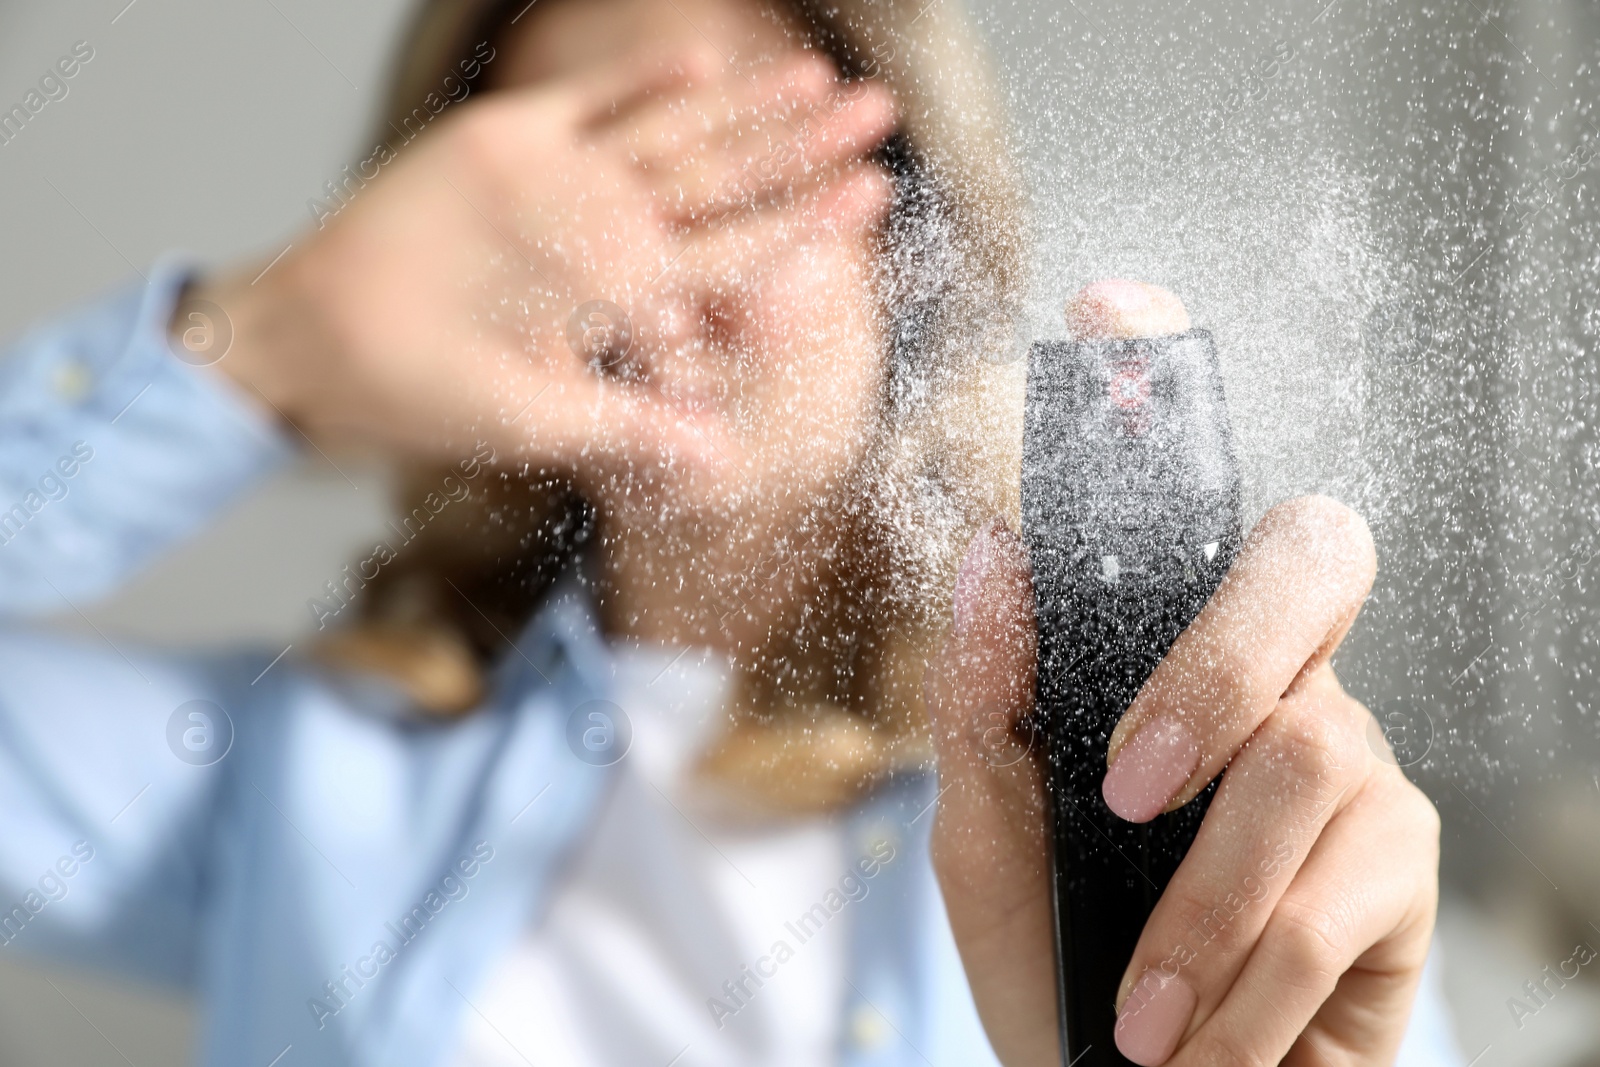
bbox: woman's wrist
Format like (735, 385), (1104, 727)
(168, 255), (322, 434)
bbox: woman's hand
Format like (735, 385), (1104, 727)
(925, 318), (1440, 1064)
(183, 44), (895, 496)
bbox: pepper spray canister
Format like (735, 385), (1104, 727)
(1021, 308), (1242, 1065)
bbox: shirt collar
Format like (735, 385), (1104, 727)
(490, 574), (613, 708)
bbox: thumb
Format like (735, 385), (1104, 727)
(927, 518), (1038, 784)
(925, 518), (1060, 1067)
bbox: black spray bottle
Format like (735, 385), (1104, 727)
(1021, 295), (1242, 1066)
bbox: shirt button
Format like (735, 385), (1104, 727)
(859, 822), (898, 860)
(53, 360), (91, 402)
(849, 1003), (889, 1050)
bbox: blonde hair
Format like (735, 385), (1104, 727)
(312, 0), (1026, 812)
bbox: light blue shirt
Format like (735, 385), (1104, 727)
(0, 264), (1463, 1067)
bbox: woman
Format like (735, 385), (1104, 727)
(0, 0), (1455, 1065)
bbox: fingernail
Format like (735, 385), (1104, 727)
(1102, 718), (1200, 822)
(953, 517), (1005, 635)
(1114, 972), (1196, 1066)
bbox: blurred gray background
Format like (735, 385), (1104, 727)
(3, 0), (1599, 1064)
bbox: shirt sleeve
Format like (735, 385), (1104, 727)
(0, 259), (292, 615)
(0, 630), (257, 988)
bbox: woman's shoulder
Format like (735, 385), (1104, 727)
(0, 626), (432, 770)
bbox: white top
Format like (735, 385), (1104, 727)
(448, 646), (851, 1067)
(443, 636), (1467, 1067)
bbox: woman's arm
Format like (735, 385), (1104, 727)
(0, 265), (291, 978)
(0, 259), (290, 615)
(0, 628), (260, 986)
(924, 286), (1448, 1067)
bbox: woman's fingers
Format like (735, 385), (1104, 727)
(675, 74), (893, 222)
(1196, 771), (1437, 1067)
(664, 163), (894, 299)
(924, 521), (1061, 1067)
(626, 161), (889, 379)
(440, 55), (894, 497)
(1065, 278), (1191, 339)
(1172, 763), (1436, 1065)
(613, 53), (828, 161)
(1103, 494), (1378, 821)
(486, 366), (737, 490)
(1109, 673), (1365, 1062)
(608, 53), (896, 222)
(472, 164), (891, 492)
(570, 41), (724, 122)
(1111, 677), (1437, 1066)
(510, 172), (891, 486)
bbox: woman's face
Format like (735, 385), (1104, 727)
(491, 0), (894, 558)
